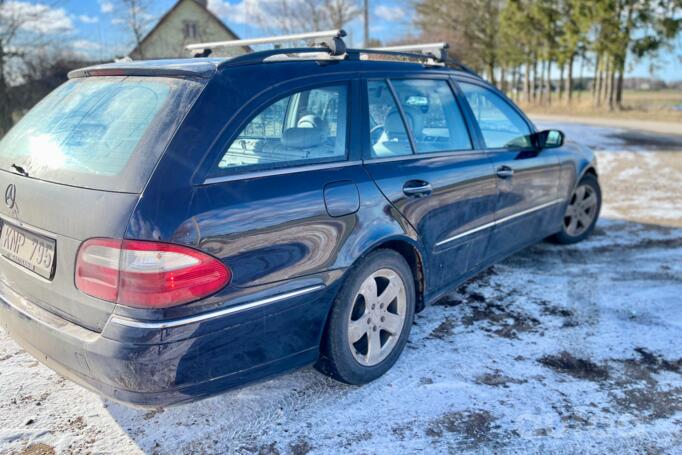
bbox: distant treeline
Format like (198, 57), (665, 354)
(414, 0), (682, 110)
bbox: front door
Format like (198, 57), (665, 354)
(361, 78), (498, 297)
(456, 80), (563, 260)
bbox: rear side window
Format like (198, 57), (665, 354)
(0, 76), (201, 192)
(218, 85), (348, 170)
(391, 79), (472, 154)
(458, 82), (532, 149)
(367, 80), (412, 158)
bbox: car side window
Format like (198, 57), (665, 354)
(367, 80), (413, 158)
(391, 79), (472, 154)
(218, 85), (348, 170)
(458, 82), (532, 149)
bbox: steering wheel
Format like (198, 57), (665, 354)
(370, 124), (385, 145)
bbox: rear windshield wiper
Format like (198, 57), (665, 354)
(11, 163), (29, 177)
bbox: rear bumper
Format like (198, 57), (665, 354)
(0, 276), (340, 407)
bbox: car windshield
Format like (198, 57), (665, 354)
(0, 76), (203, 192)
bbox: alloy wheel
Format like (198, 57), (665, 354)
(347, 268), (407, 367)
(564, 184), (598, 237)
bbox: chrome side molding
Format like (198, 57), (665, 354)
(109, 285), (325, 330)
(435, 198), (565, 247)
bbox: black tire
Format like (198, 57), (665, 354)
(316, 249), (416, 385)
(552, 174), (602, 245)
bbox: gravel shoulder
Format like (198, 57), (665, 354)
(1, 123), (681, 455)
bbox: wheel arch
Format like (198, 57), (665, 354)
(582, 165), (598, 179)
(318, 235), (427, 353)
(342, 235), (427, 312)
(367, 238), (426, 313)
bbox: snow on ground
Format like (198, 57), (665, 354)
(1, 123), (681, 455)
(539, 121), (682, 228)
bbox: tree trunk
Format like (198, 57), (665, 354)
(577, 53), (584, 101)
(558, 63), (565, 103)
(539, 60), (546, 105)
(592, 53), (601, 106)
(524, 62), (531, 104)
(596, 58), (605, 107)
(615, 55), (626, 109)
(487, 62), (496, 87)
(603, 56), (612, 109)
(566, 53), (574, 104)
(532, 57), (538, 102)
(615, 4), (634, 110)
(0, 41), (13, 138)
(546, 59), (552, 106)
(599, 57), (609, 106)
(608, 61), (616, 111)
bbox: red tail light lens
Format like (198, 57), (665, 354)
(75, 239), (231, 309)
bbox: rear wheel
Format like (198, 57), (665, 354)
(553, 174), (601, 244)
(317, 249), (415, 384)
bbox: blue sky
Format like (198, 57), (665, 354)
(34, 0), (682, 81)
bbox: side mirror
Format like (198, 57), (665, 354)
(533, 129), (565, 149)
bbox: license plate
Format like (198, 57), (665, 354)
(0, 223), (55, 279)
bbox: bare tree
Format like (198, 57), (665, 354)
(0, 0), (12, 136)
(255, 0), (360, 37)
(0, 0), (72, 136)
(324, 0), (360, 30)
(415, 0), (502, 82)
(115, 0), (155, 59)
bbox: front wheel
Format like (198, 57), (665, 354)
(317, 249), (415, 385)
(552, 174), (602, 244)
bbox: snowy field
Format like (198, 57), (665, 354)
(1, 122), (681, 454)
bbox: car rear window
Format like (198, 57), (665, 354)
(0, 76), (203, 193)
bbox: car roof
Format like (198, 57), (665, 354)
(68, 51), (481, 81)
(68, 59), (223, 79)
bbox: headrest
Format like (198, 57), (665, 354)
(385, 109), (409, 136)
(281, 127), (327, 149)
(297, 114), (327, 130)
(386, 106), (425, 139)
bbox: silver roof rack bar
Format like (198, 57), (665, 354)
(368, 42), (449, 63)
(187, 29), (347, 56)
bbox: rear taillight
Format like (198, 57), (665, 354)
(75, 238), (230, 309)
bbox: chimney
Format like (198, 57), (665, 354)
(194, 0), (208, 7)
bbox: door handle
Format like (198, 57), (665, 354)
(403, 180), (432, 198)
(496, 166), (514, 179)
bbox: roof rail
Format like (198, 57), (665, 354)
(367, 43), (449, 64)
(187, 29), (347, 57)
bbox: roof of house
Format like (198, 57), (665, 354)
(130, 0), (241, 57)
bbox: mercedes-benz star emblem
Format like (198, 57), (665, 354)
(5, 184), (16, 209)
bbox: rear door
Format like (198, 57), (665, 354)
(194, 77), (364, 288)
(456, 80), (563, 259)
(361, 77), (498, 296)
(0, 75), (203, 331)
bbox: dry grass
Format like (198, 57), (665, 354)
(520, 89), (682, 122)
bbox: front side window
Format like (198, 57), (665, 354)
(459, 82), (532, 149)
(367, 80), (413, 158)
(218, 85), (347, 170)
(391, 79), (472, 154)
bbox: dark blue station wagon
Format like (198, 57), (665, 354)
(0, 35), (601, 406)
